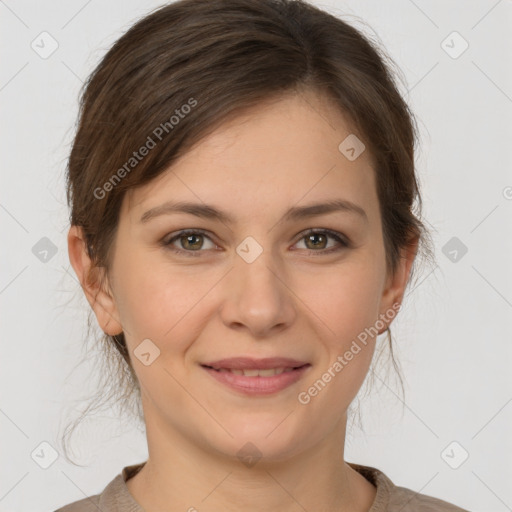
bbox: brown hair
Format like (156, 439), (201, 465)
(63, 0), (433, 462)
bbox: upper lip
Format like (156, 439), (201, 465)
(201, 357), (310, 370)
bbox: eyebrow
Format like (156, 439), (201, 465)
(139, 198), (368, 225)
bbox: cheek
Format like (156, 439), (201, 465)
(295, 263), (383, 416)
(299, 256), (384, 343)
(112, 251), (222, 348)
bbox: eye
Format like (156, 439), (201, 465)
(163, 229), (217, 257)
(161, 228), (350, 257)
(293, 228), (349, 255)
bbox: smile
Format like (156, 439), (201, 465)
(210, 367), (298, 376)
(200, 363), (311, 395)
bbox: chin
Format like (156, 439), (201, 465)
(204, 418), (308, 465)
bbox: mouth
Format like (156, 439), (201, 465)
(201, 365), (309, 376)
(200, 359), (311, 395)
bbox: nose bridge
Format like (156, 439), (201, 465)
(222, 235), (294, 335)
(234, 235), (282, 298)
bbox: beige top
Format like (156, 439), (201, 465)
(54, 461), (469, 511)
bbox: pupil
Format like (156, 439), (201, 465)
(308, 233), (325, 249)
(184, 234), (201, 250)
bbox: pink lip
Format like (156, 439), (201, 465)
(201, 357), (309, 370)
(201, 360), (311, 396)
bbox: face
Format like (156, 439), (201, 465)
(70, 91), (414, 465)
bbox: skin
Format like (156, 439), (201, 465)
(68, 90), (417, 512)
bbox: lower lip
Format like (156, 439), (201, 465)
(201, 365), (311, 395)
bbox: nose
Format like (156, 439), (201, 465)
(219, 247), (297, 339)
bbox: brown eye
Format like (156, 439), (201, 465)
(162, 228), (349, 257)
(179, 233), (204, 251)
(304, 232), (328, 250)
(163, 230), (217, 256)
(294, 229), (349, 254)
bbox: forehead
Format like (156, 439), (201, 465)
(124, 91), (379, 225)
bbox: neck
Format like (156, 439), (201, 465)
(127, 396), (376, 512)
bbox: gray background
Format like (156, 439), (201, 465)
(1, 1), (511, 511)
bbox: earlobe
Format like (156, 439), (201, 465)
(67, 225), (123, 336)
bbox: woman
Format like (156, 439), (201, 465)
(56, 0), (469, 510)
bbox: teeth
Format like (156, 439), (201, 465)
(216, 367), (296, 376)
(242, 369), (261, 377)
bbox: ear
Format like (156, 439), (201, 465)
(67, 225), (123, 336)
(378, 235), (419, 333)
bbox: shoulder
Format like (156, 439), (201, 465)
(53, 463), (145, 512)
(387, 483), (470, 511)
(53, 493), (102, 512)
(53, 471), (131, 512)
(348, 462), (470, 512)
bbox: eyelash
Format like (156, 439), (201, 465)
(161, 228), (350, 258)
